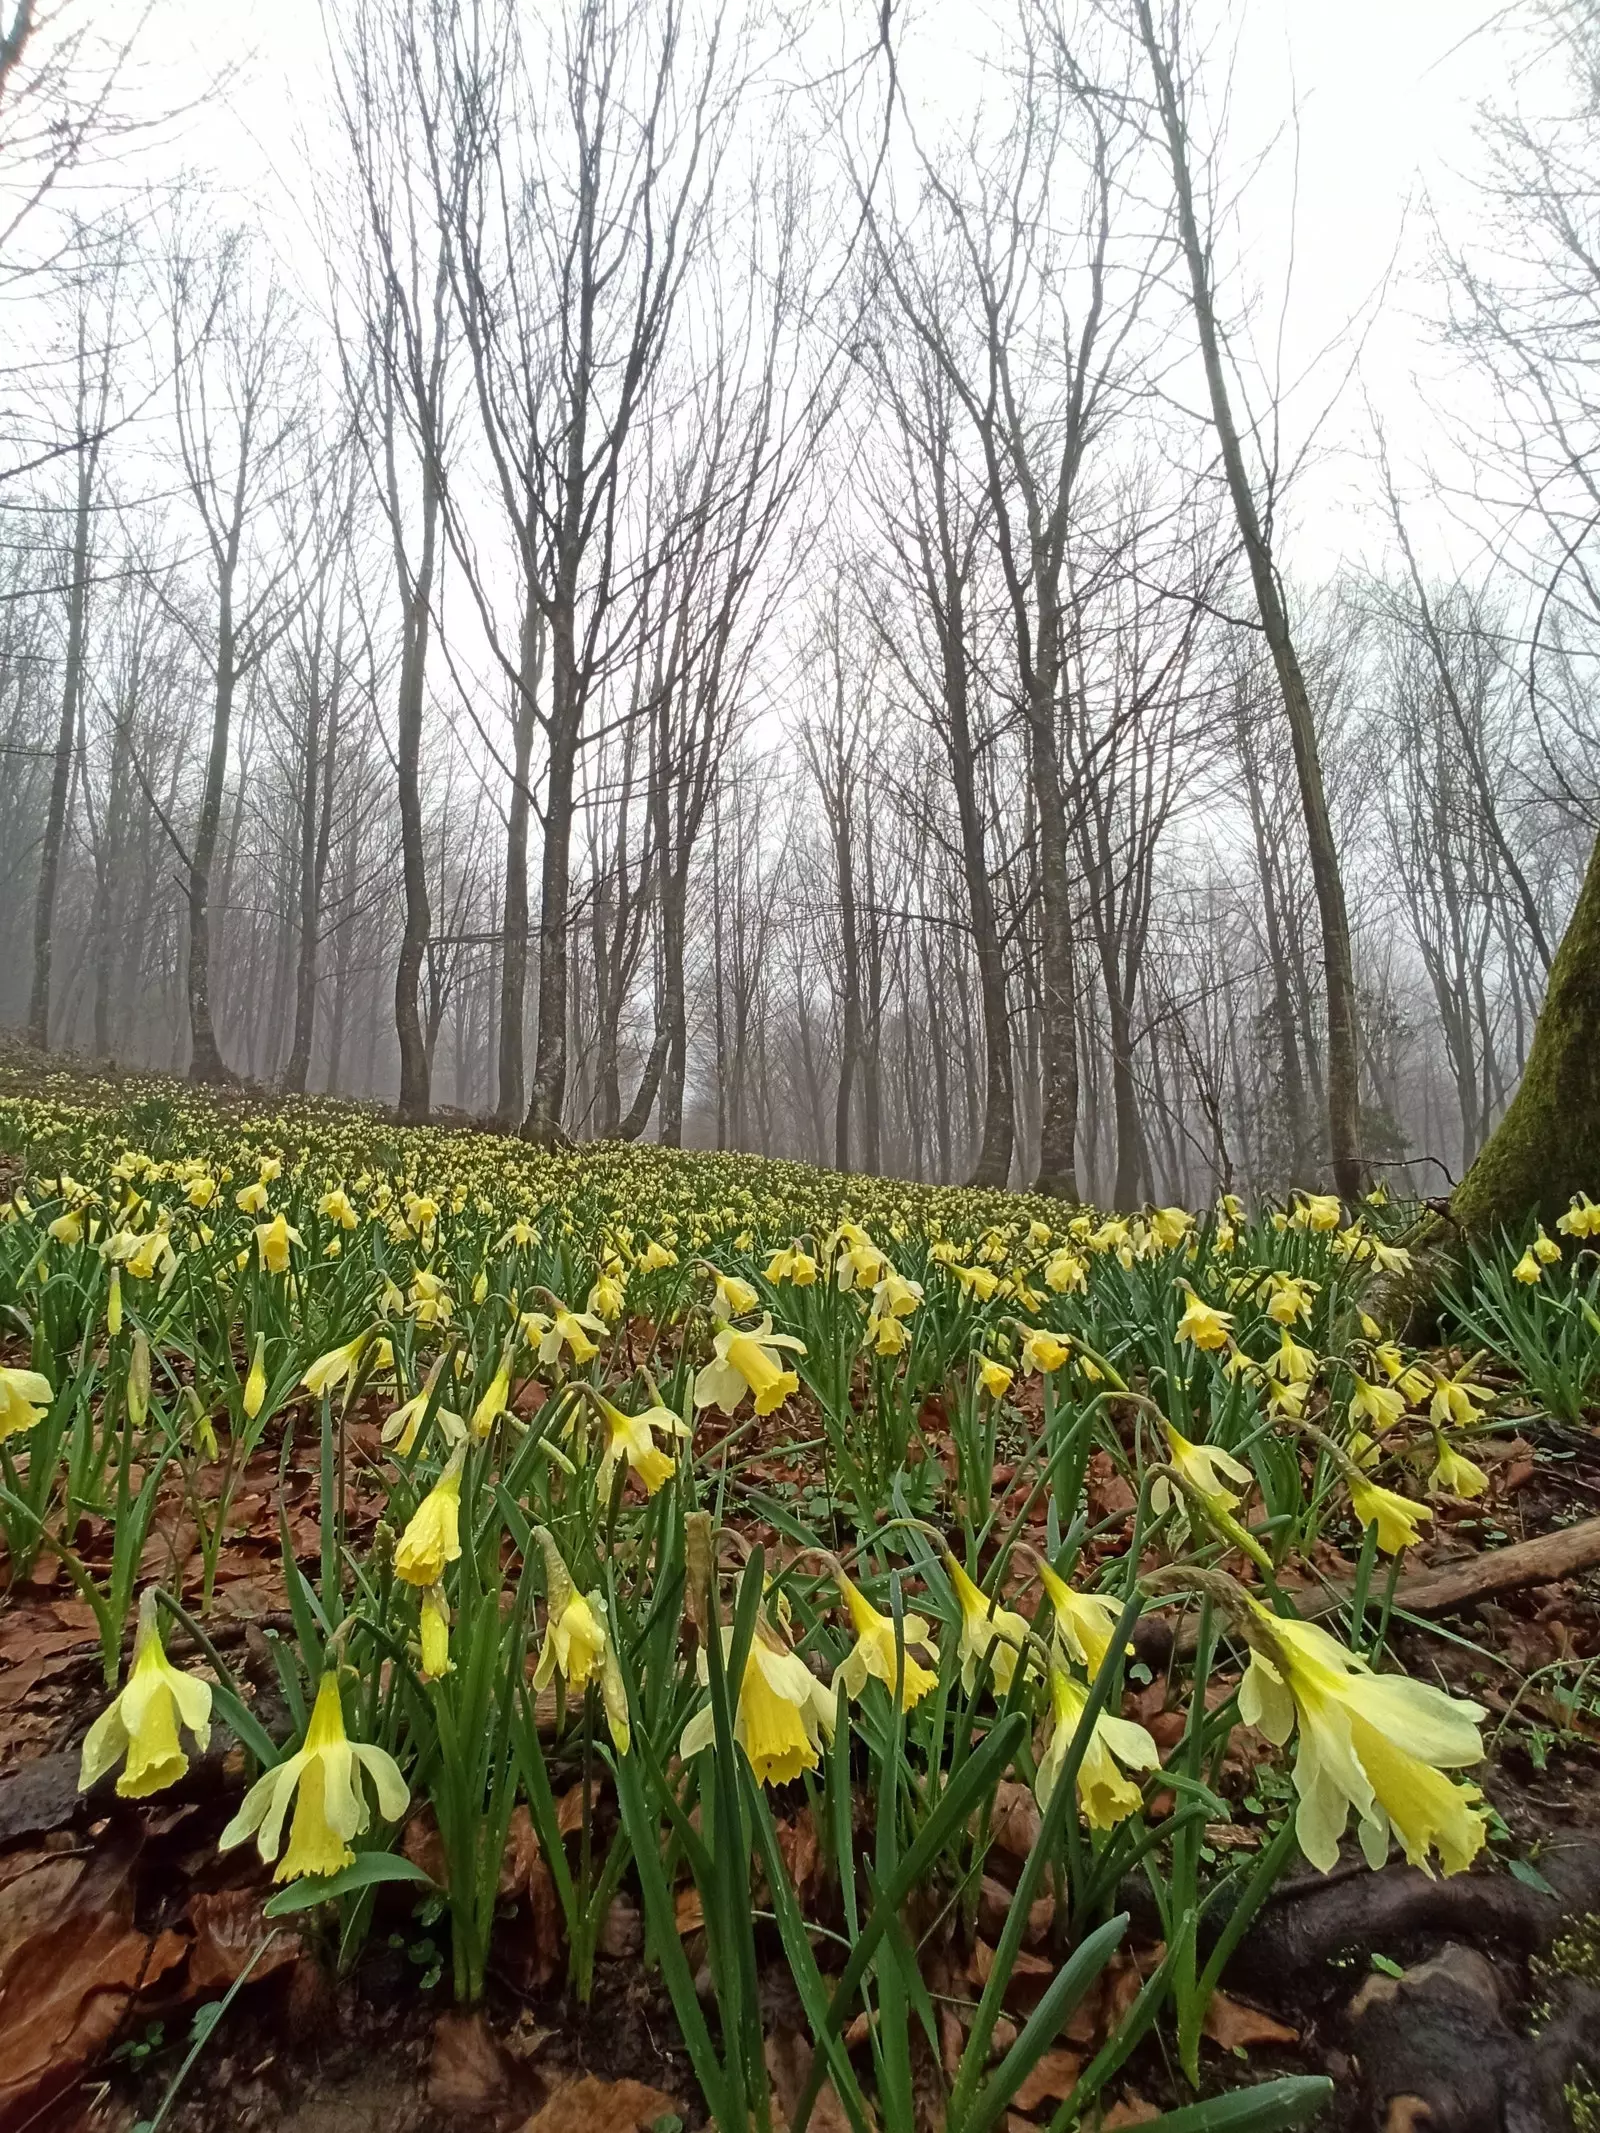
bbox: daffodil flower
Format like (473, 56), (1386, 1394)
(765, 1242), (817, 1286)
(79, 1590), (212, 1799)
(1428, 1436), (1488, 1501)
(1036, 1562), (1124, 1678)
(0, 1364), (53, 1442)
(469, 1348), (513, 1438)
(1348, 1375), (1406, 1433)
(951, 1262), (1000, 1302)
(238, 1333), (266, 1421)
(419, 1588), (452, 1679)
(693, 1313), (805, 1417)
(712, 1271), (760, 1321)
(1430, 1368), (1490, 1429)
(1349, 1477), (1431, 1554)
(394, 1454), (463, 1587)
(945, 1556), (1031, 1696)
(679, 1627), (835, 1785)
(1036, 1666), (1160, 1828)
(1161, 1421), (1252, 1514)
(873, 1268), (923, 1319)
(524, 1305), (608, 1367)
(1559, 1193), (1600, 1238)
(587, 1271), (626, 1322)
(303, 1332), (376, 1401)
(1019, 1327), (1069, 1374)
(531, 1528), (606, 1693)
(1043, 1248), (1087, 1293)
(1239, 1605), (1487, 1875)
(1174, 1283), (1232, 1351)
(219, 1672), (409, 1883)
(1512, 1248), (1542, 1285)
(594, 1392), (690, 1498)
(867, 1311), (908, 1357)
(976, 1355), (1013, 1401)
(1267, 1330), (1317, 1384)
(832, 1572), (938, 1710)
(254, 1214), (302, 1276)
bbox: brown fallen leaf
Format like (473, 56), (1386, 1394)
(185, 1888), (298, 1993)
(766, 2026), (854, 2133)
(516, 2073), (678, 2132)
(1010, 2048), (1081, 2112)
(428, 2009), (510, 2116)
(0, 1841), (178, 2126)
(988, 1782), (1041, 1860)
(1202, 1990), (1299, 2050)
(1101, 2089), (1160, 2127)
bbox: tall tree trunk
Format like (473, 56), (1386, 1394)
(393, 466), (438, 1124)
(27, 431), (95, 1050)
(284, 620), (340, 1094)
(1137, 0), (1362, 1200)
(1029, 619), (1080, 1197)
(497, 593), (539, 1126)
(1454, 828), (1600, 1234)
(187, 582), (236, 1085)
(523, 601), (578, 1145)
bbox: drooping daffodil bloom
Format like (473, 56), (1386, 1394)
(1174, 1282), (1232, 1352)
(254, 1213), (302, 1276)
(594, 1392), (691, 1499)
(394, 1453), (464, 1587)
(0, 1365), (53, 1442)
(1036, 1561), (1125, 1679)
(523, 1304), (608, 1368)
(1019, 1327), (1070, 1374)
(1558, 1193), (1600, 1239)
(1429, 1436), (1488, 1501)
(1349, 1477), (1432, 1555)
(945, 1556), (1031, 1696)
(1043, 1248), (1087, 1293)
(1348, 1374), (1406, 1433)
(1238, 1603), (1487, 1875)
(832, 1572), (938, 1710)
(1036, 1666), (1161, 1829)
(873, 1268), (923, 1320)
(693, 1313), (806, 1417)
(1160, 1421), (1252, 1515)
(219, 1671), (408, 1883)
(303, 1330), (387, 1402)
(765, 1242), (817, 1287)
(419, 1588), (452, 1679)
(530, 1529), (628, 1749)
(469, 1348), (513, 1438)
(712, 1270), (761, 1321)
(976, 1355), (1013, 1401)
(679, 1626), (835, 1785)
(79, 1590), (212, 1799)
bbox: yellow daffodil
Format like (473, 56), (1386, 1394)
(0, 1364), (53, 1442)
(48, 1208), (83, 1245)
(1428, 1436), (1488, 1501)
(1019, 1327), (1070, 1374)
(1348, 1375), (1406, 1433)
(713, 1270), (760, 1321)
(1349, 1477), (1431, 1554)
(1294, 1192), (1343, 1233)
(419, 1588), (452, 1679)
(469, 1349), (513, 1437)
(524, 1305), (608, 1367)
(1174, 1283), (1232, 1351)
(945, 1557), (1031, 1696)
(595, 1393), (690, 1498)
(531, 1529), (607, 1693)
(254, 1214), (301, 1275)
(1036, 1562), (1124, 1678)
(833, 1573), (939, 1709)
(394, 1455), (463, 1587)
(1043, 1247), (1087, 1293)
(1161, 1421), (1252, 1514)
(1239, 1604), (1486, 1874)
(1430, 1368), (1490, 1429)
(951, 1262), (1000, 1302)
(1559, 1193), (1600, 1238)
(408, 1268), (453, 1326)
(679, 1627), (834, 1785)
(1267, 1330), (1317, 1383)
(693, 1313), (805, 1416)
(1265, 1275), (1317, 1326)
(977, 1355), (1013, 1401)
(235, 1179), (269, 1216)
(1148, 1206), (1193, 1250)
(78, 1591), (212, 1799)
(640, 1237), (678, 1269)
(867, 1310), (908, 1357)
(242, 1333), (267, 1420)
(219, 1671), (408, 1883)
(303, 1332), (375, 1401)
(319, 1188), (358, 1229)
(874, 1268), (923, 1319)
(587, 1271), (626, 1322)
(1036, 1666), (1160, 1828)
(765, 1242), (817, 1286)
(1512, 1249), (1541, 1285)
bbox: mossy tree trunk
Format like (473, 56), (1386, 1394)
(1453, 829), (1600, 1235)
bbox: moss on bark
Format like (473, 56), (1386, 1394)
(1453, 830), (1600, 1236)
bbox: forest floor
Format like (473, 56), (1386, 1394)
(2, 1052), (1600, 2133)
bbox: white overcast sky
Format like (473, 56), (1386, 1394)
(95, 0), (1513, 576)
